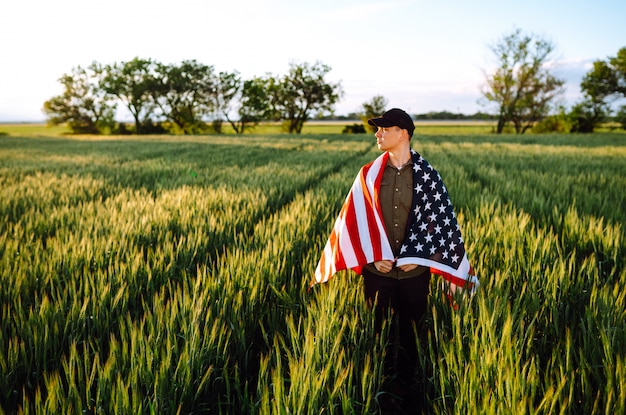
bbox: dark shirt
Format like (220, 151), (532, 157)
(363, 159), (429, 279)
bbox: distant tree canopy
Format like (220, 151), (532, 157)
(581, 47), (626, 102)
(413, 111), (497, 121)
(574, 47), (626, 132)
(43, 66), (117, 134)
(43, 59), (342, 135)
(359, 95), (388, 133)
(266, 61), (343, 134)
(481, 28), (565, 134)
(95, 58), (159, 134)
(151, 59), (217, 134)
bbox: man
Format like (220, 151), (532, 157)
(313, 108), (478, 411)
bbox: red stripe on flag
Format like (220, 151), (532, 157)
(358, 174), (382, 261)
(430, 267), (476, 290)
(343, 192), (367, 266)
(359, 154), (388, 262)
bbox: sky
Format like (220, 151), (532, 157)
(1, 0), (625, 122)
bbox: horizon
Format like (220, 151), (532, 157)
(0, 110), (502, 125)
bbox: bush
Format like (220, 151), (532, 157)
(143, 120), (167, 135)
(114, 122), (132, 135)
(569, 100), (607, 133)
(532, 108), (572, 133)
(615, 105), (626, 130)
(342, 123), (366, 134)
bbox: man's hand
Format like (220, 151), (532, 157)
(398, 263), (418, 272)
(374, 260), (394, 273)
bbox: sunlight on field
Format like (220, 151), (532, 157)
(3, 120), (624, 137)
(1, 133), (624, 414)
(0, 121), (499, 137)
(0, 123), (70, 137)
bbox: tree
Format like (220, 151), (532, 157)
(43, 65), (116, 134)
(97, 57), (160, 134)
(577, 47), (626, 131)
(582, 47), (626, 101)
(616, 105), (626, 130)
(481, 28), (565, 133)
(581, 60), (619, 102)
(153, 60), (216, 134)
(230, 76), (271, 134)
(267, 61), (343, 134)
(211, 71), (271, 135)
(359, 95), (388, 132)
(611, 47), (626, 99)
(213, 70), (242, 134)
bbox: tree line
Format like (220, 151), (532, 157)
(44, 59), (342, 135)
(480, 28), (626, 133)
(356, 34), (625, 135)
(43, 30), (625, 136)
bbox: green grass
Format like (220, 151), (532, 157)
(0, 132), (624, 414)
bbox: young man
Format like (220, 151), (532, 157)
(313, 108), (478, 411)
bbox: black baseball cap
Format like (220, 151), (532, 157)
(368, 108), (415, 137)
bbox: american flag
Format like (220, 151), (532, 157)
(314, 149), (478, 292)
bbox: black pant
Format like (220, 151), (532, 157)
(363, 269), (431, 386)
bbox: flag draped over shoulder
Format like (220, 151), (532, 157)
(314, 149), (479, 292)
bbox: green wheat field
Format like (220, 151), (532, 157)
(1, 130), (625, 414)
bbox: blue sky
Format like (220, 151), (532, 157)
(1, 0), (625, 121)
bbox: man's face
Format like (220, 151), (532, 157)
(374, 126), (405, 151)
